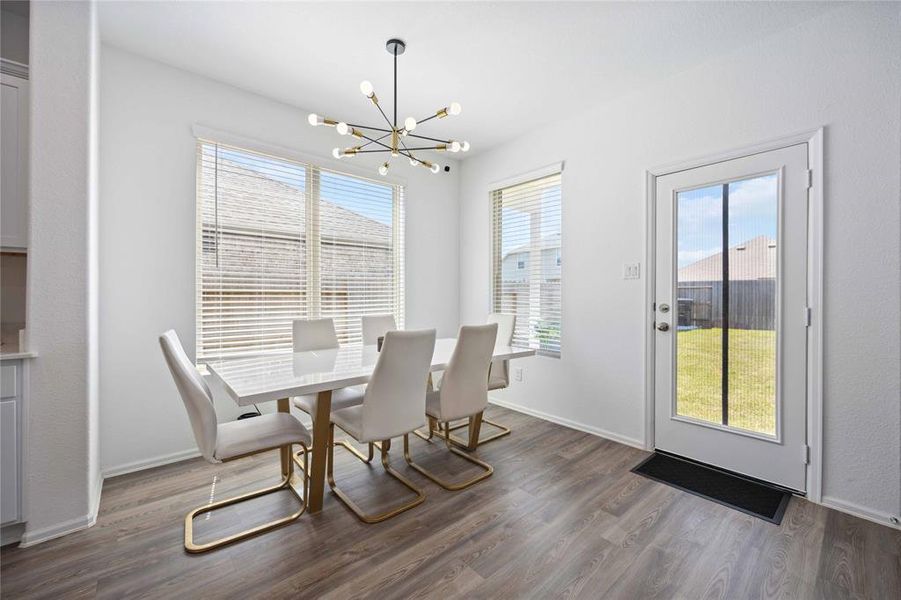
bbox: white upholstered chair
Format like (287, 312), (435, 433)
(406, 323), (497, 490)
(487, 313), (516, 390)
(447, 313), (516, 448)
(290, 318), (374, 466)
(327, 329), (437, 523)
(361, 313), (397, 346)
(159, 330), (310, 553)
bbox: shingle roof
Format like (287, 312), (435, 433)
(208, 159), (391, 246)
(678, 235), (776, 282)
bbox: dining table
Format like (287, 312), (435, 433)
(205, 337), (535, 513)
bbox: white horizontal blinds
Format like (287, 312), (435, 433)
(196, 141), (308, 360)
(196, 140), (405, 360)
(317, 167), (404, 345)
(491, 172), (562, 357)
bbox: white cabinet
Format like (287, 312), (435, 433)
(1, 72), (29, 249)
(0, 361), (23, 525)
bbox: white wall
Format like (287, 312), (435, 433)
(99, 46), (460, 475)
(459, 3), (900, 523)
(24, 0), (101, 545)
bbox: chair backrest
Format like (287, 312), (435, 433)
(293, 318), (339, 352)
(487, 313), (515, 384)
(159, 330), (218, 462)
(361, 314), (397, 346)
(361, 329), (436, 442)
(439, 323), (498, 421)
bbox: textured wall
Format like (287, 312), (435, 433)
(24, 0), (101, 545)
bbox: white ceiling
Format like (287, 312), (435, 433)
(99, 1), (838, 156)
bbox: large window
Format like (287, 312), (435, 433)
(491, 170), (562, 357)
(196, 140), (404, 360)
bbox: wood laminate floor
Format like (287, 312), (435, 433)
(2, 406), (899, 599)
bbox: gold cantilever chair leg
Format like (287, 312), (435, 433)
(446, 416), (512, 451)
(294, 435), (377, 473)
(184, 443), (309, 554)
(413, 416), (440, 442)
(327, 425), (425, 524)
(405, 422), (493, 491)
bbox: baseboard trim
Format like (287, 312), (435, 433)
(488, 396), (645, 449)
(102, 447), (200, 479)
(19, 471), (105, 548)
(20, 511), (97, 548)
(821, 495), (901, 530)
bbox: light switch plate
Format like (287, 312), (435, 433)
(623, 263), (641, 280)
(514, 367), (523, 382)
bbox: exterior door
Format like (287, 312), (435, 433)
(654, 144), (808, 492)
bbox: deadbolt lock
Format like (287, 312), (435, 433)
(659, 304), (670, 313)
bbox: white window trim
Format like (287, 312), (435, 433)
(191, 124), (409, 188)
(489, 160), (564, 191)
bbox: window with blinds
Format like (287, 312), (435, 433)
(196, 140), (404, 360)
(491, 171), (562, 357)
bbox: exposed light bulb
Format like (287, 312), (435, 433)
(332, 148), (342, 159)
(409, 157), (420, 166)
(448, 141), (461, 153)
(336, 122), (350, 136)
(404, 116), (417, 132)
(449, 102), (462, 116)
(430, 163), (440, 174)
(461, 141), (471, 152)
(308, 113), (322, 126)
(360, 80), (374, 98)
(378, 162), (390, 176)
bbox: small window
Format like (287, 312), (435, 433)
(491, 171), (562, 357)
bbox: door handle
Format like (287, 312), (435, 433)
(656, 322), (670, 332)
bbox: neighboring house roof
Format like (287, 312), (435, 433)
(678, 235), (776, 282)
(206, 159), (392, 246)
(503, 232), (561, 260)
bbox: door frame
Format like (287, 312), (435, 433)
(643, 128), (824, 501)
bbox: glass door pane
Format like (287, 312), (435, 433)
(675, 174), (778, 436)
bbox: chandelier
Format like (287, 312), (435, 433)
(307, 38), (469, 176)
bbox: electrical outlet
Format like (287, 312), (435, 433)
(623, 263), (641, 280)
(514, 367), (524, 382)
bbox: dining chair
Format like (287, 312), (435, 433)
(290, 318), (374, 468)
(327, 329), (436, 523)
(159, 330), (310, 553)
(446, 313), (515, 449)
(405, 323), (497, 490)
(361, 313), (397, 346)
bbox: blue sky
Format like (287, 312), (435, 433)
(677, 173), (778, 268)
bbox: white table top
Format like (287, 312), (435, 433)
(205, 337), (536, 407)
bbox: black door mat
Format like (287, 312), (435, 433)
(631, 451), (792, 524)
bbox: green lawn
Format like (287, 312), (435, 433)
(676, 328), (776, 435)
